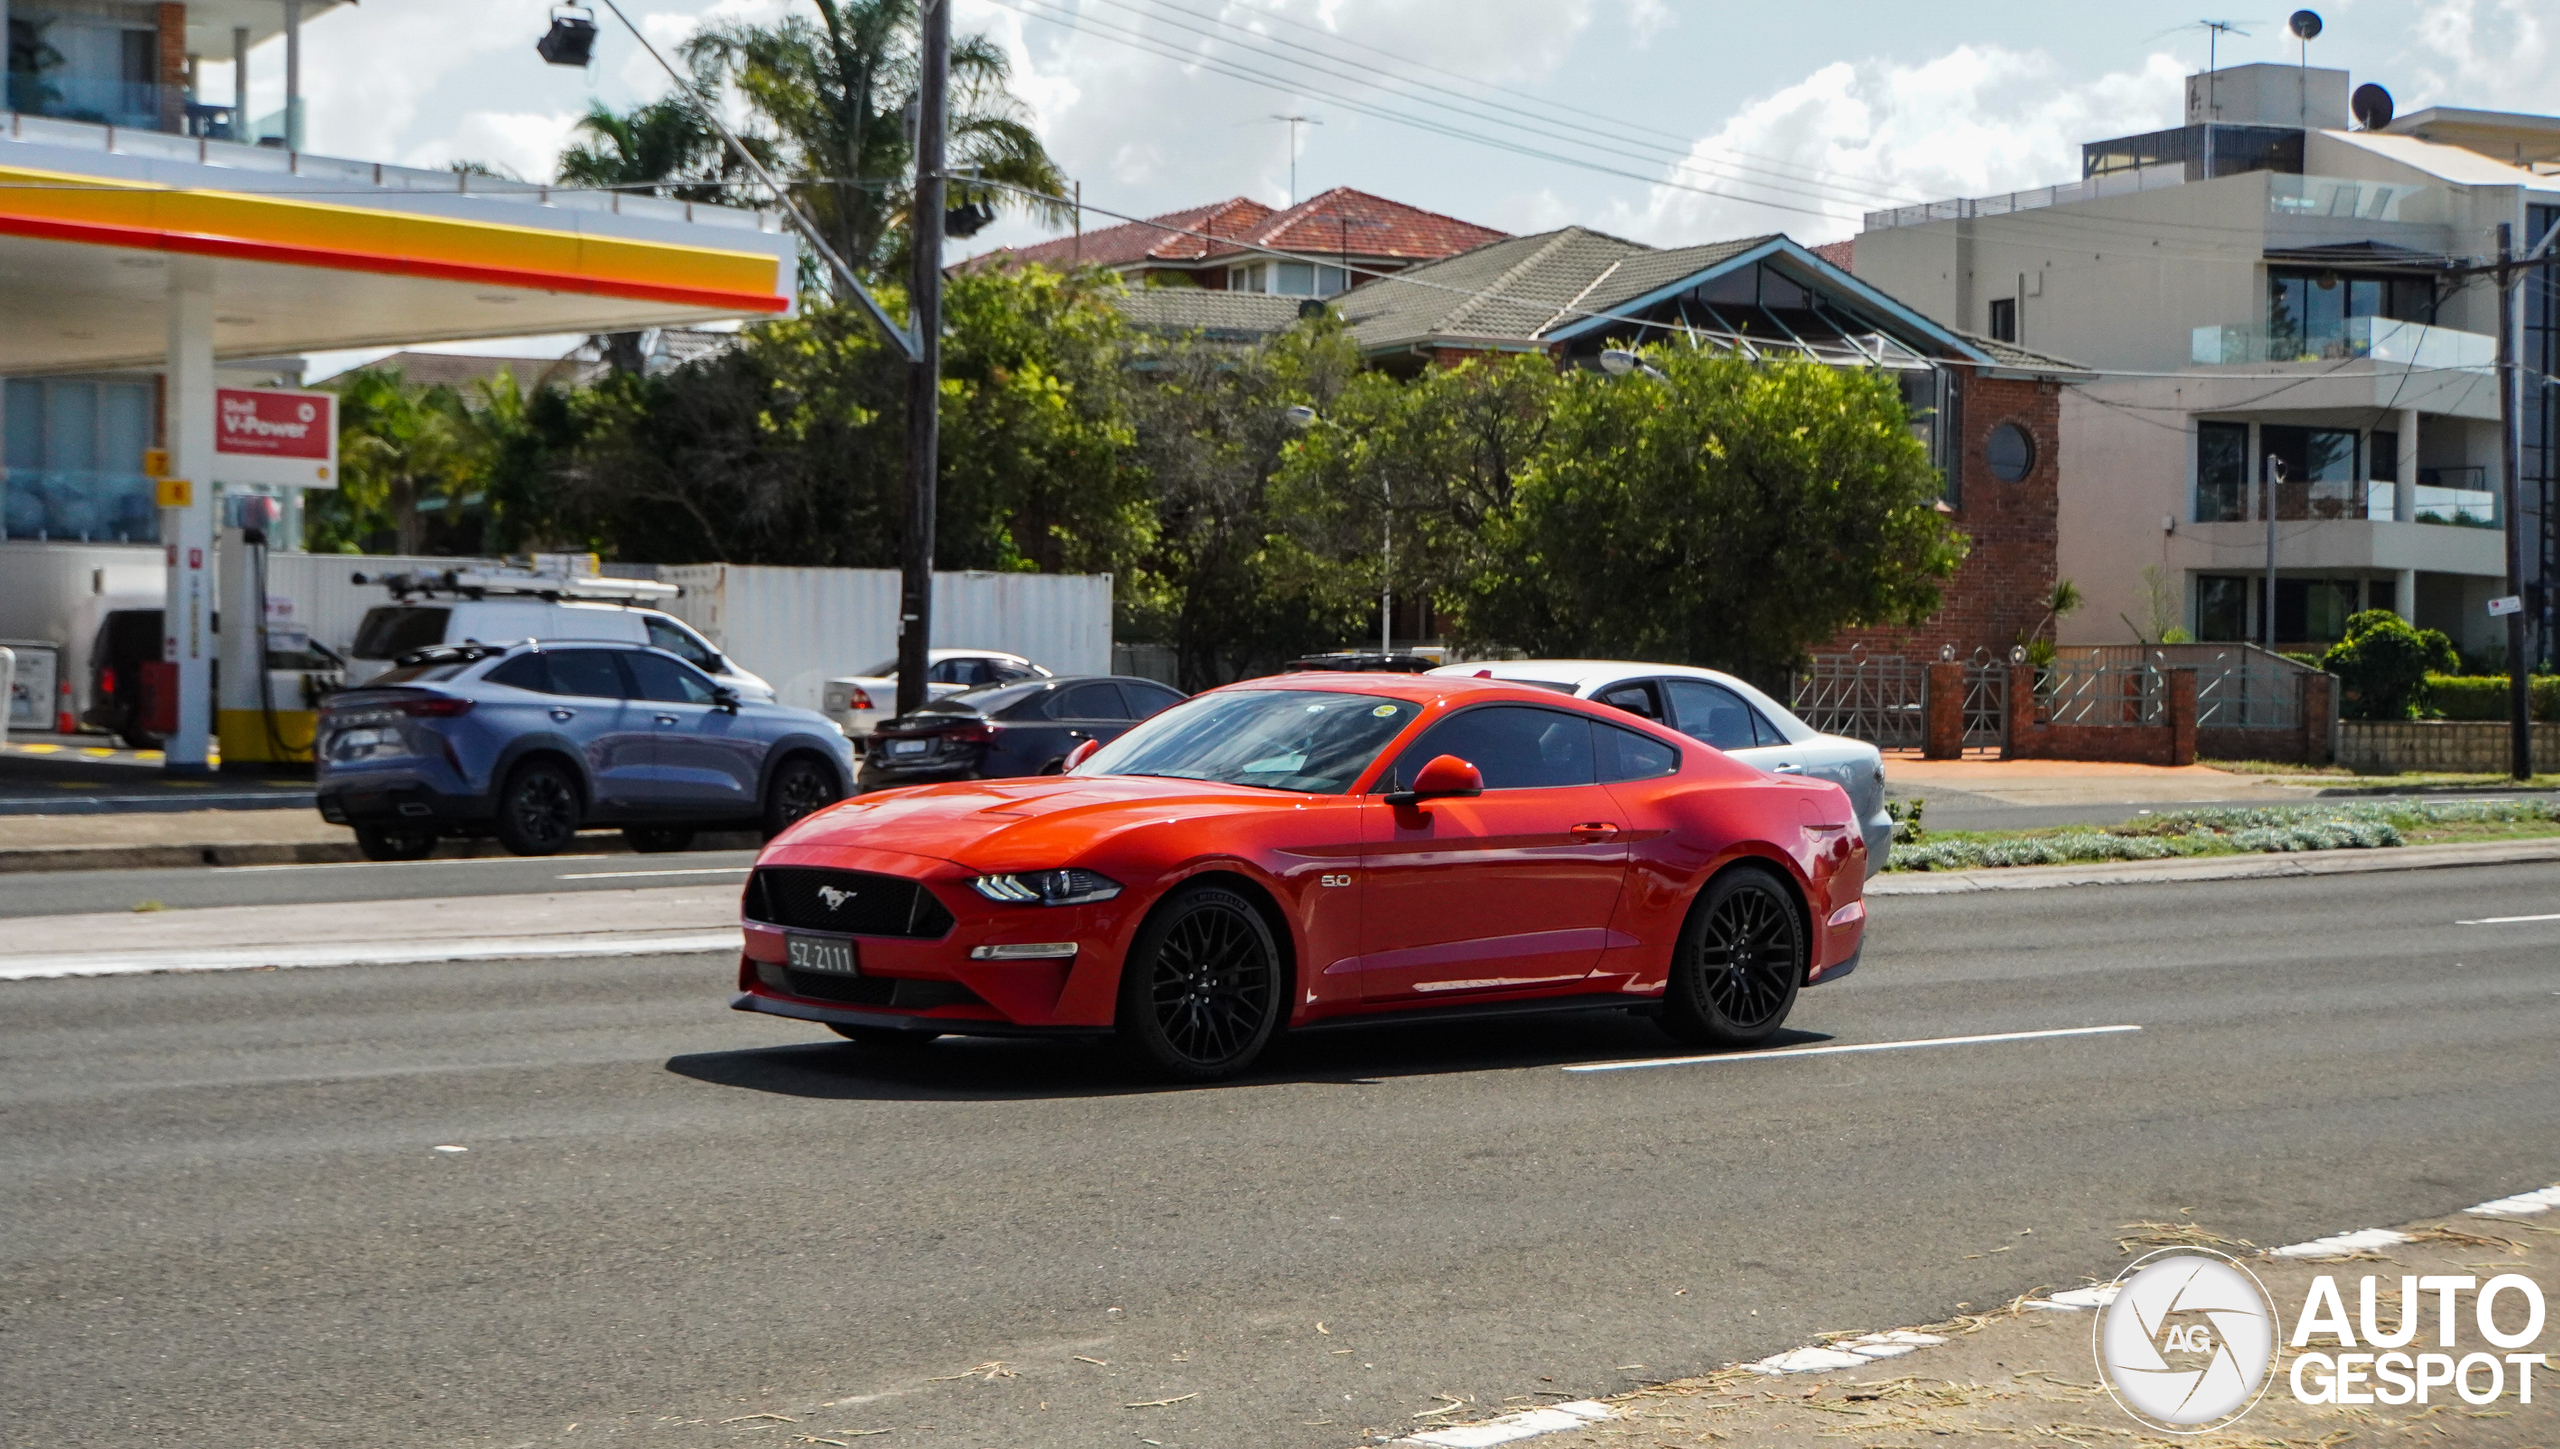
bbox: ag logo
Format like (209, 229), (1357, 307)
(816, 886), (858, 911)
(2096, 1249), (2280, 1433)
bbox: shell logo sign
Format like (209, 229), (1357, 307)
(215, 388), (337, 489)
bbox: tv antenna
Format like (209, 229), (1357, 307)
(1270, 114), (1320, 206)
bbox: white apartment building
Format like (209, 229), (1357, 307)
(1851, 63), (2558, 665)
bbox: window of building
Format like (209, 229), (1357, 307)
(1984, 422), (2035, 482)
(2267, 269), (2436, 361)
(2275, 579), (2359, 644)
(2260, 424), (2361, 519)
(2196, 575), (2251, 641)
(1228, 260), (1348, 297)
(2196, 422), (2249, 522)
(2, 378), (156, 542)
(1987, 297), (2017, 343)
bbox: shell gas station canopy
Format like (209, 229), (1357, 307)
(0, 111), (801, 773)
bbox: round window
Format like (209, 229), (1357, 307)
(1985, 422), (2036, 482)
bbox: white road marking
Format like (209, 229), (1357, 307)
(1564, 1024), (2142, 1074)
(0, 930), (740, 980)
(2271, 1228), (2414, 1258)
(1401, 1401), (1611, 1448)
(554, 867), (752, 881)
(2467, 1185), (2560, 1217)
(215, 857), (536, 874)
(2457, 911), (2560, 925)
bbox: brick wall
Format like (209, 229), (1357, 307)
(158, 5), (188, 135)
(1825, 370), (2061, 663)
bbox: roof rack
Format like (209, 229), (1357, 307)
(351, 567), (679, 603)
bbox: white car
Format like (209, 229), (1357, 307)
(1428, 659), (1893, 875)
(822, 649), (1052, 738)
(348, 597), (774, 702)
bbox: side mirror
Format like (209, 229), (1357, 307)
(1384, 754), (1483, 807)
(1064, 738), (1102, 772)
(711, 686), (740, 714)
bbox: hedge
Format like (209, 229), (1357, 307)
(2425, 675), (2560, 722)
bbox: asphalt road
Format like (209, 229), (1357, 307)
(4, 863), (2557, 1449)
(0, 849), (761, 918)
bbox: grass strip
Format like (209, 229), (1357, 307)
(1886, 798), (2560, 872)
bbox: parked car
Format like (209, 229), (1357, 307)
(857, 674), (1186, 790)
(733, 673), (1867, 1080)
(79, 605), (345, 749)
(315, 640), (853, 861)
(347, 594), (772, 702)
(1429, 660), (1892, 873)
(822, 650), (1052, 738)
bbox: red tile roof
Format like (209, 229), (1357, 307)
(1810, 238), (1854, 271)
(968, 188), (1507, 274)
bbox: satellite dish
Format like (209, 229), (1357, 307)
(2352, 83), (2395, 131)
(2288, 9), (2323, 39)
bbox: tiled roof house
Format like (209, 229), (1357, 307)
(962, 187), (1508, 297)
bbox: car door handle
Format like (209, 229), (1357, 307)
(655, 713), (679, 725)
(1772, 763), (1804, 774)
(1570, 822), (1620, 841)
(549, 708), (575, 722)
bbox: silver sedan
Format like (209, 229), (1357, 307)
(1427, 659), (1892, 874)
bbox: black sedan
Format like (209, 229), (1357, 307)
(857, 674), (1186, 790)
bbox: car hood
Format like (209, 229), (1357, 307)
(777, 773), (1311, 870)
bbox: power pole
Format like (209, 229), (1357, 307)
(2262, 453), (2282, 653)
(899, 0), (950, 718)
(2497, 221), (2532, 779)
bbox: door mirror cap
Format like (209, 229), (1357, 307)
(1385, 754), (1484, 807)
(1064, 738), (1102, 772)
(711, 685), (741, 713)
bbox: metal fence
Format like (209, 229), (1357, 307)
(2040, 645), (2306, 731)
(2036, 655), (2168, 727)
(1961, 661), (2007, 748)
(1792, 652), (1925, 750)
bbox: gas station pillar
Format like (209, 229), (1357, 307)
(163, 260), (218, 774)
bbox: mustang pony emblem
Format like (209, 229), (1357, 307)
(817, 886), (858, 910)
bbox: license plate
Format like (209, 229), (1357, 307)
(888, 738), (930, 756)
(786, 934), (858, 974)
(335, 727), (391, 749)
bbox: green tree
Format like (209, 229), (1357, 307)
(1120, 316), (1370, 689)
(307, 370), (478, 555)
(1459, 346), (1964, 686)
(2322, 608), (2458, 719)
(683, 0), (1069, 282)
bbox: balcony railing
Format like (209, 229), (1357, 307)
(2267, 176), (2431, 224)
(3, 73), (178, 132)
(2191, 316), (2497, 369)
(2198, 471), (2500, 528)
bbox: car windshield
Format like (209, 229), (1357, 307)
(855, 657), (898, 678)
(1078, 689), (1422, 794)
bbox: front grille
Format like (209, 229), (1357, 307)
(755, 960), (985, 1009)
(744, 867), (956, 938)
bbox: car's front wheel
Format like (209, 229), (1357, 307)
(762, 754), (841, 839)
(494, 759), (581, 856)
(354, 823), (436, 862)
(1116, 883), (1283, 1081)
(1659, 865), (1805, 1049)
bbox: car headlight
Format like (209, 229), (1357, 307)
(971, 869), (1123, 905)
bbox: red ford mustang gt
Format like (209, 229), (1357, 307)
(733, 674), (1867, 1079)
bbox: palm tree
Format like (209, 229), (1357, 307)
(681, 0), (1071, 281)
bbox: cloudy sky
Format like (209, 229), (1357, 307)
(262, 0), (2552, 368)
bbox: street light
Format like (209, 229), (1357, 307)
(1598, 347), (1667, 380)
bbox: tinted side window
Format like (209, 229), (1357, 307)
(1594, 721), (1680, 782)
(485, 654), (551, 693)
(546, 649), (630, 700)
(1751, 705), (1790, 747)
(1124, 681), (1184, 716)
(927, 658), (970, 685)
(1058, 682), (1128, 719)
(624, 650), (720, 704)
(1663, 679), (1759, 751)
(997, 688), (1057, 721)
(353, 606), (450, 659)
(1395, 706), (1594, 791)
(645, 617), (719, 671)
(1593, 680), (1663, 721)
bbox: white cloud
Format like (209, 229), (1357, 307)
(2405, 0), (2553, 110)
(417, 110), (585, 181)
(1609, 46), (2186, 247)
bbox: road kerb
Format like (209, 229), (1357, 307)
(1871, 835), (2560, 894)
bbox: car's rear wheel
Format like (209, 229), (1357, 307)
(494, 759), (581, 856)
(622, 825), (695, 854)
(1116, 883), (1283, 1081)
(762, 755), (841, 839)
(1660, 865), (1804, 1049)
(354, 823), (436, 862)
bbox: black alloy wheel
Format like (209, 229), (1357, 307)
(623, 825), (696, 854)
(494, 759), (581, 856)
(1660, 865), (1805, 1049)
(761, 755), (842, 839)
(1116, 883), (1283, 1081)
(354, 823), (436, 862)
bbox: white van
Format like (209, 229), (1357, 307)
(347, 598), (775, 701)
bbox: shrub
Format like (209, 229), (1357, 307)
(2322, 610), (2458, 719)
(2424, 674), (2560, 722)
